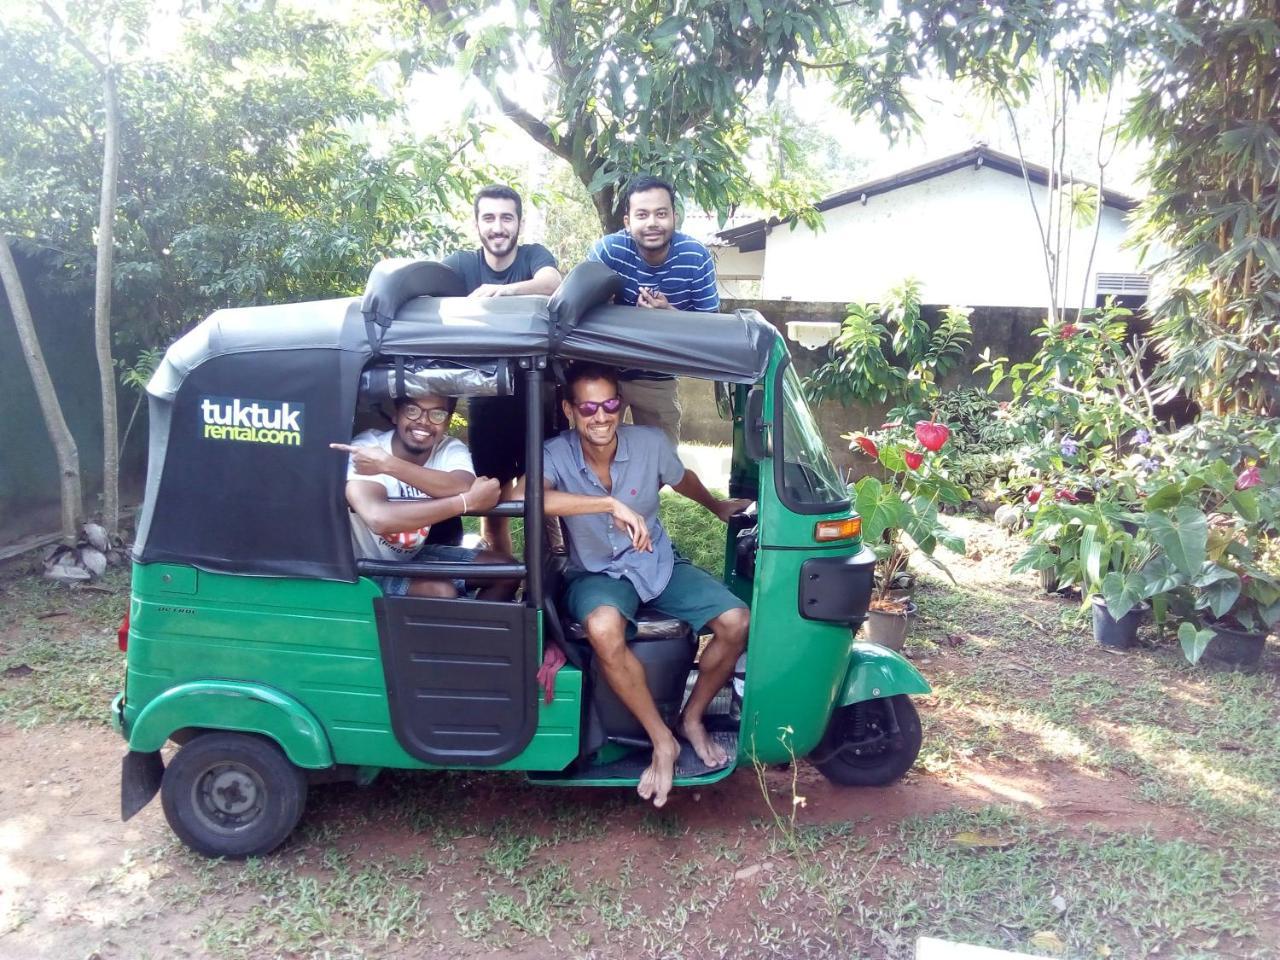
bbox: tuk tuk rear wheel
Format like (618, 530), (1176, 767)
(160, 731), (307, 859)
(810, 695), (922, 787)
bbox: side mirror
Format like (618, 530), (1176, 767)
(742, 386), (768, 461)
(714, 381), (732, 420)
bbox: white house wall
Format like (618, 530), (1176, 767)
(757, 164), (1144, 308)
(709, 246), (765, 299)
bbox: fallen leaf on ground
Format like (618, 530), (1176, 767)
(1030, 930), (1065, 954)
(950, 831), (1017, 850)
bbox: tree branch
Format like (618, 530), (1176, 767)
(39, 1), (106, 73)
(491, 86), (572, 163)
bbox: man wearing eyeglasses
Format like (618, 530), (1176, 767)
(331, 394), (517, 600)
(515, 363), (750, 809)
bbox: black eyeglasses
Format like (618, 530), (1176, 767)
(574, 396), (623, 417)
(402, 405), (450, 425)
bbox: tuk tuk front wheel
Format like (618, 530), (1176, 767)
(810, 695), (922, 787)
(160, 731), (307, 859)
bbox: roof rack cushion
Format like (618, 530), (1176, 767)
(361, 259), (467, 330)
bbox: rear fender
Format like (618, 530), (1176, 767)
(128, 681), (333, 769)
(837, 641), (931, 706)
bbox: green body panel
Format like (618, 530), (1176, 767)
(129, 679), (334, 768)
(837, 642), (932, 705)
(736, 345), (877, 765)
(121, 564), (580, 772)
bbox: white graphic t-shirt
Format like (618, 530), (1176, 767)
(346, 429), (474, 561)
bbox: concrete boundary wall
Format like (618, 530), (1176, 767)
(679, 298), (1054, 472)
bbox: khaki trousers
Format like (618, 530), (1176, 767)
(619, 377), (681, 447)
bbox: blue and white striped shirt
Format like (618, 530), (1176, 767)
(587, 230), (720, 313)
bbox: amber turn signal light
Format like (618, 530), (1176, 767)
(814, 517), (862, 542)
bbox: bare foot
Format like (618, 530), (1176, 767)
(680, 714), (729, 769)
(637, 735), (679, 808)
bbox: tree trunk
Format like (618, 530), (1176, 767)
(95, 67), (121, 533)
(0, 236), (83, 542)
(591, 183), (623, 233)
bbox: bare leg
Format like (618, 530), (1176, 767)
(680, 606), (748, 767)
(473, 547), (519, 601)
(481, 480), (516, 555)
(406, 579), (459, 599)
(584, 606), (680, 807)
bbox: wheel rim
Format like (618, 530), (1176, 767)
(190, 760), (267, 834)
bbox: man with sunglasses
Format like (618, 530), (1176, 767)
(517, 363), (750, 809)
(331, 394), (518, 600)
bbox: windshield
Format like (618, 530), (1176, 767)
(776, 363), (849, 513)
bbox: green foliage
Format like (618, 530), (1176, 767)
(659, 490), (726, 574)
(805, 278), (972, 418)
(847, 422), (966, 597)
(0, 3), (490, 367)
(411, 0), (845, 229)
(1125, 0), (1280, 416)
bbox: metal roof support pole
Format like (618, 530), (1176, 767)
(521, 358), (545, 610)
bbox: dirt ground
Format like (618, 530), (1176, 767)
(0, 515), (1276, 959)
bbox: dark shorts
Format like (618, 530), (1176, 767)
(374, 543), (478, 597)
(563, 558), (747, 638)
(468, 383), (562, 484)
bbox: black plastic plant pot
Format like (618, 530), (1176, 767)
(1091, 596), (1144, 649)
(1204, 622), (1267, 670)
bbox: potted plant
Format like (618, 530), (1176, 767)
(1138, 425), (1280, 668)
(847, 420), (967, 649)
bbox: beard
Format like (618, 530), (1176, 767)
(481, 232), (516, 258)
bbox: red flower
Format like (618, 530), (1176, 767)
(914, 421), (951, 452)
(1060, 323), (1080, 339)
(904, 450), (924, 470)
(1054, 489), (1079, 502)
(1027, 484), (1043, 505)
(1235, 465), (1261, 491)
(854, 435), (879, 458)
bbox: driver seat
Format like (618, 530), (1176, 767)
(561, 608), (696, 742)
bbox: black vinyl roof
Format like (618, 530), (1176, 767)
(149, 261), (779, 400)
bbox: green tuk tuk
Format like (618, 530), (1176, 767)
(113, 260), (929, 858)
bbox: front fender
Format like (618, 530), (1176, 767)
(837, 641), (931, 706)
(128, 681), (333, 769)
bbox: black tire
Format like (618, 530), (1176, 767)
(160, 731), (307, 859)
(810, 694), (923, 787)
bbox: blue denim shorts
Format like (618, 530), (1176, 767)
(376, 543), (478, 597)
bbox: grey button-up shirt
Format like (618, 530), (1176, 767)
(543, 425), (685, 601)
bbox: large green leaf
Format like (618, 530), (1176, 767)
(1013, 544), (1052, 574)
(1178, 622), (1215, 666)
(1143, 482), (1183, 511)
(853, 477), (903, 546)
(1193, 563), (1241, 619)
(1139, 553), (1184, 595)
(1100, 571), (1146, 620)
(1145, 506), (1208, 578)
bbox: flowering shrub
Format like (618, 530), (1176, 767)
(845, 421), (967, 607)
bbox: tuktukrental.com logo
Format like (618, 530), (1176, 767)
(200, 396), (305, 446)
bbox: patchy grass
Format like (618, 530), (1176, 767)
(0, 564), (128, 726)
(4, 514), (1279, 958)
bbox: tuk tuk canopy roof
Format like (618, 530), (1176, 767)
(149, 261), (780, 401)
(135, 262), (782, 582)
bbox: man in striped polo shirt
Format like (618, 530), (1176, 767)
(587, 177), (719, 444)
